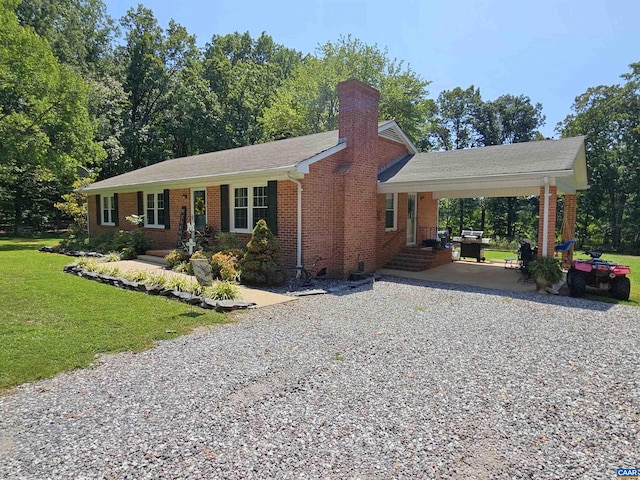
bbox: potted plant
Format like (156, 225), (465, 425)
(528, 256), (563, 291)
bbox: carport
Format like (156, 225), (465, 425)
(378, 136), (589, 264)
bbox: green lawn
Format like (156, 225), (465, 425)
(0, 238), (227, 391)
(484, 248), (640, 304)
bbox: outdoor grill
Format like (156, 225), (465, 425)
(452, 230), (491, 262)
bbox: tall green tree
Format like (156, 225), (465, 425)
(474, 94), (545, 146)
(260, 35), (435, 143)
(0, 0), (104, 232)
(203, 31), (302, 149)
(430, 86), (481, 151)
(559, 63), (640, 248)
(16, 0), (127, 184)
(116, 8), (222, 172)
(16, 0), (114, 75)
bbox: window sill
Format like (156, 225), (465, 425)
(144, 224), (165, 229)
(385, 227), (397, 232)
(102, 222), (116, 227)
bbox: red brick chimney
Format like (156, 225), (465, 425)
(335, 78), (380, 276)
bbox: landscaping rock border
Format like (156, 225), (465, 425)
(63, 263), (256, 311)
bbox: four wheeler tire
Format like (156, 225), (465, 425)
(568, 269), (586, 297)
(611, 276), (631, 301)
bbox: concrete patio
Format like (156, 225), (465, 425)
(378, 259), (539, 293)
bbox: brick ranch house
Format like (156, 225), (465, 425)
(82, 78), (588, 278)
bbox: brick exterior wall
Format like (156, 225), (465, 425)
(417, 192), (439, 241)
(88, 189), (191, 250)
(335, 79), (380, 276)
(537, 185), (557, 257)
(376, 137), (410, 168)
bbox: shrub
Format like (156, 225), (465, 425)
(164, 275), (192, 292)
(215, 232), (243, 251)
(120, 247), (137, 260)
(174, 261), (189, 273)
(210, 251), (240, 282)
(104, 251), (122, 262)
(202, 281), (240, 300)
(528, 256), (563, 285)
(240, 220), (286, 286)
(165, 249), (189, 269)
(145, 272), (168, 288)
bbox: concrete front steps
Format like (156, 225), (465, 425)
(138, 249), (172, 266)
(385, 246), (453, 271)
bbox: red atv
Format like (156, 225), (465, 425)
(566, 252), (631, 301)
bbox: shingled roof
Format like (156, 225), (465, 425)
(82, 129), (343, 192)
(379, 136), (588, 197)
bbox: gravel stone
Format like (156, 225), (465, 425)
(1, 277), (638, 479)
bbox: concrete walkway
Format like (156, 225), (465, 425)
(378, 259), (538, 293)
(111, 259), (296, 308)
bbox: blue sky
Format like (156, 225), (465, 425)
(104, 0), (639, 139)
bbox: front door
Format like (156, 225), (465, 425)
(192, 189), (206, 230)
(407, 193), (417, 246)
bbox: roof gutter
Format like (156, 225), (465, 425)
(78, 166), (300, 194)
(377, 170), (574, 194)
(287, 172), (303, 270)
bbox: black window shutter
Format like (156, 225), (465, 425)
(96, 195), (101, 225)
(220, 185), (229, 232)
(113, 193), (119, 226)
(137, 191), (144, 216)
(267, 180), (278, 235)
(163, 189), (170, 229)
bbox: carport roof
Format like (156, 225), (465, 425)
(378, 136), (588, 198)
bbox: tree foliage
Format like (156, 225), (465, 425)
(559, 63), (640, 248)
(203, 31), (302, 149)
(0, 0), (104, 232)
(261, 35), (435, 143)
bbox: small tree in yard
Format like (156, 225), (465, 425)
(241, 220), (286, 286)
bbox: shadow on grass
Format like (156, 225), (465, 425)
(0, 238), (61, 253)
(180, 311), (207, 319)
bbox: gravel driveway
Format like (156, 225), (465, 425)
(1, 278), (638, 479)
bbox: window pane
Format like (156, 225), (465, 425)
(385, 211), (395, 229)
(157, 193), (164, 209)
(385, 193), (394, 210)
(234, 208), (248, 229)
(147, 209), (155, 225)
(234, 188), (247, 208)
(253, 186), (268, 207)
(253, 208), (268, 226)
(147, 194), (154, 209)
(157, 208), (165, 226)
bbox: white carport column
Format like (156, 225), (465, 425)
(537, 177), (557, 257)
(542, 177), (550, 257)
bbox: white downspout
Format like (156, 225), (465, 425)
(288, 173), (303, 269)
(542, 176), (550, 257)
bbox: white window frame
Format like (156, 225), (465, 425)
(102, 195), (116, 226)
(230, 183), (269, 233)
(144, 191), (165, 229)
(385, 193), (398, 231)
